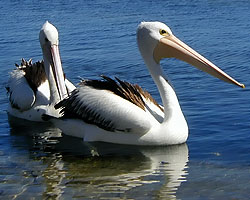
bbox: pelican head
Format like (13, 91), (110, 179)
(39, 21), (67, 103)
(137, 21), (244, 88)
(39, 21), (59, 47)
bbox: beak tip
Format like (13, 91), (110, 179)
(237, 82), (245, 88)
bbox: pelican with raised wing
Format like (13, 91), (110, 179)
(7, 21), (75, 122)
(44, 21), (244, 145)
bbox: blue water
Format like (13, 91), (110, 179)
(1, 0), (250, 199)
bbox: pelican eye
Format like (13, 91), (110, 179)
(159, 29), (170, 36)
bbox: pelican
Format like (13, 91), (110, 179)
(44, 21), (244, 145)
(6, 21), (75, 122)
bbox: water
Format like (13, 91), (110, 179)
(0, 0), (250, 199)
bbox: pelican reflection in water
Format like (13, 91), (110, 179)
(8, 121), (189, 199)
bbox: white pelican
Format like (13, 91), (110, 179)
(6, 21), (75, 122)
(44, 21), (244, 145)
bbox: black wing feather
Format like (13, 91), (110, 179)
(55, 76), (160, 132)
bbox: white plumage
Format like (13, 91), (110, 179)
(8, 68), (37, 111)
(45, 21), (244, 145)
(7, 22), (75, 122)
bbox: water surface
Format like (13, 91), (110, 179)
(1, 0), (250, 199)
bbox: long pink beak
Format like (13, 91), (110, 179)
(154, 35), (245, 88)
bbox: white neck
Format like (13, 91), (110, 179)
(143, 56), (184, 123)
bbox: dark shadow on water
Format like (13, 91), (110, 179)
(7, 114), (189, 199)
